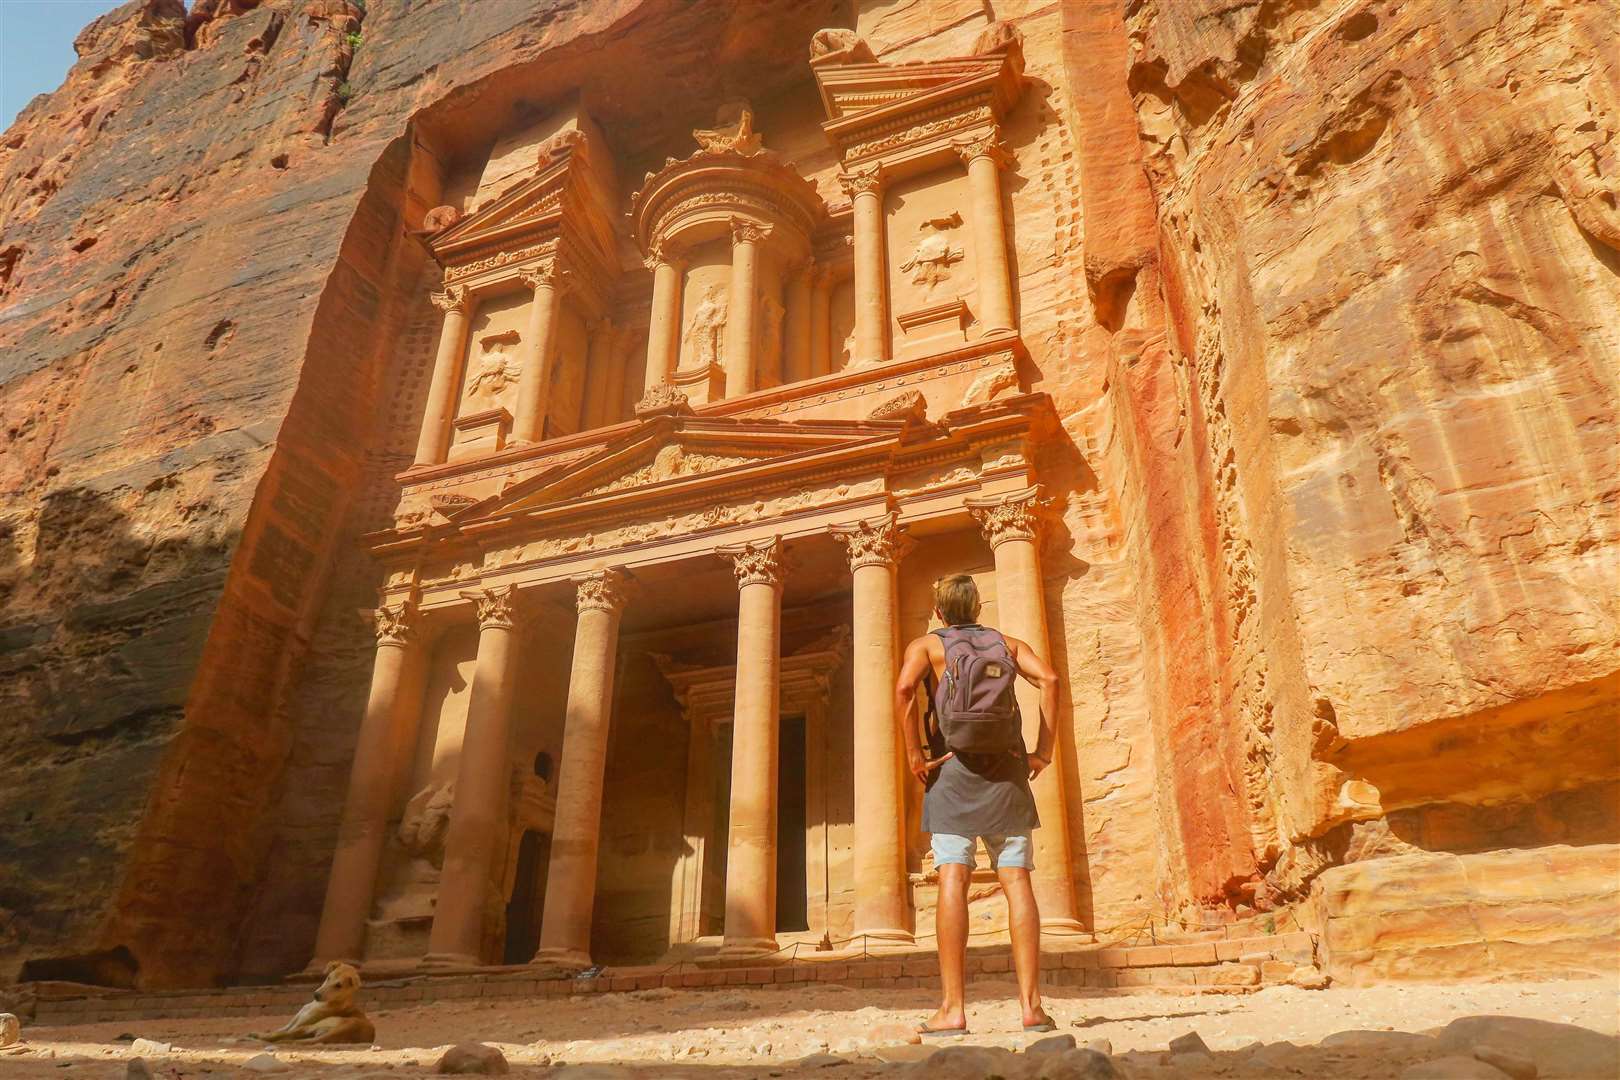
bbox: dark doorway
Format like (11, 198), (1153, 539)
(503, 829), (551, 964)
(776, 713), (808, 933)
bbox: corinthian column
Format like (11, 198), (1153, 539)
(953, 132), (1017, 335)
(809, 267), (833, 377)
(831, 514), (913, 947)
(533, 570), (629, 969)
(966, 486), (1086, 935)
(782, 262), (812, 385)
(838, 165), (887, 366)
(725, 218), (771, 398)
(715, 537), (785, 958)
(415, 286), (472, 466)
(642, 246), (684, 396)
(425, 586), (522, 966)
(511, 259), (566, 444)
(308, 602), (427, 968)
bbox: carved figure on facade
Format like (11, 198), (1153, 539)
(867, 390), (929, 422)
(421, 205), (463, 234)
(960, 359), (1020, 407)
(692, 101), (763, 157)
(682, 286), (729, 371)
(397, 781), (455, 866)
(634, 383), (693, 418)
(465, 330), (522, 403)
(900, 212), (965, 294)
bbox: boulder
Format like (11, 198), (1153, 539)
(1031, 1049), (1118, 1080)
(1401, 1056), (1512, 1079)
(897, 1044), (1029, 1078)
(125, 1059), (152, 1080)
(434, 1043), (510, 1075)
(1167, 1031), (1210, 1056)
(1437, 1016), (1619, 1078)
(0, 1015), (17, 1048)
(1471, 1045), (1536, 1080)
(129, 1039), (171, 1056)
(1027, 1033), (1078, 1056)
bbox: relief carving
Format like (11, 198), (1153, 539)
(634, 383), (694, 417)
(397, 782), (455, 866)
(682, 285), (728, 371)
(837, 165), (884, 200)
(422, 205), (462, 233)
(430, 284), (470, 314)
(899, 212), (965, 294)
(867, 390), (928, 422)
(692, 101), (763, 157)
(959, 359), (1019, 407)
(369, 602), (417, 647)
(465, 330), (522, 403)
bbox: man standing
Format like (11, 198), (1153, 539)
(893, 573), (1060, 1036)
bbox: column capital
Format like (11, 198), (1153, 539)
(831, 512), (911, 570)
(460, 584), (519, 630)
(952, 130), (1014, 169)
(430, 284), (471, 314)
(729, 217), (774, 246)
(365, 600), (419, 647)
(573, 569), (630, 614)
(837, 164), (884, 199)
(519, 257), (569, 293)
(966, 484), (1053, 548)
(643, 240), (686, 272)
(717, 536), (785, 589)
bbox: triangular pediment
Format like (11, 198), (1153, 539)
(815, 56), (1006, 122)
(430, 159), (571, 257)
(474, 416), (898, 519)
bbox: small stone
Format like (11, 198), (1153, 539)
(1167, 1031), (1211, 1056)
(1249, 1041), (1298, 1067)
(0, 1014), (18, 1048)
(243, 1053), (290, 1073)
(1401, 1056), (1513, 1080)
(831, 1037), (861, 1054)
(1028, 1033), (1078, 1056)
(794, 1052), (848, 1069)
(1472, 1045), (1537, 1080)
(873, 1043), (937, 1064)
(124, 1060), (152, 1080)
(128, 1040), (171, 1056)
(751, 1040), (773, 1055)
(1287, 967), (1330, 989)
(434, 1043), (510, 1075)
(864, 1022), (922, 1047)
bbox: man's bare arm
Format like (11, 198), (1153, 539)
(1006, 635), (1059, 776)
(895, 637), (942, 783)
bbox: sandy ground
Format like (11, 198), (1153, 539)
(3, 977), (1617, 1078)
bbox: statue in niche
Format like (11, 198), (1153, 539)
(683, 285), (728, 370)
(840, 326), (856, 369)
(900, 212), (965, 295)
(692, 100), (763, 156)
(466, 329), (522, 404)
(759, 291), (785, 381)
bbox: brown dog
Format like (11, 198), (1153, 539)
(252, 962), (375, 1045)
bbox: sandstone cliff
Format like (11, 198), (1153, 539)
(1, 0), (1614, 990)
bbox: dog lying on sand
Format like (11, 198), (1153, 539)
(252, 961), (375, 1045)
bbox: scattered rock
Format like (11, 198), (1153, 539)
(895, 1044), (1023, 1077)
(1027, 1033), (1077, 1056)
(794, 1053), (848, 1069)
(872, 1043), (937, 1064)
(124, 1059), (152, 1080)
(435, 1043), (510, 1075)
(751, 1040), (773, 1054)
(128, 1039), (171, 1056)
(1030, 1048), (1118, 1080)
(1437, 1016), (1619, 1078)
(864, 1022), (922, 1047)
(243, 1053), (290, 1073)
(1248, 1041), (1299, 1067)
(1471, 1045), (1537, 1080)
(0, 1014), (18, 1047)
(1167, 1031), (1211, 1056)
(1288, 967), (1331, 989)
(1401, 1055), (1513, 1079)
(1082, 1039), (1112, 1056)
(549, 1067), (637, 1079)
(1321, 1030), (1437, 1052)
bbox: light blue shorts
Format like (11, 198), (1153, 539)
(931, 833), (1034, 871)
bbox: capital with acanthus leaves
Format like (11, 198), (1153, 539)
(519, 258), (567, 292)
(831, 512), (911, 570)
(951, 131), (1014, 170)
(729, 217), (774, 247)
(574, 569), (630, 614)
(460, 584), (519, 630)
(837, 164), (883, 199)
(717, 536), (786, 589)
(965, 485), (1052, 548)
(430, 284), (470, 314)
(368, 601), (418, 647)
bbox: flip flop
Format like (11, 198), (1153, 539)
(917, 1023), (969, 1039)
(1023, 1014), (1057, 1033)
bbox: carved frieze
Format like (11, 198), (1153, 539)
(442, 244), (552, 286)
(846, 106), (994, 160)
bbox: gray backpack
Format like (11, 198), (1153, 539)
(931, 625), (1023, 754)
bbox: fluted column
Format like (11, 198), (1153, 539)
(783, 262), (812, 385)
(967, 486), (1086, 934)
(424, 586), (522, 966)
(511, 260), (566, 444)
(832, 514), (913, 946)
(725, 218), (771, 398)
(839, 165), (887, 366)
(534, 570), (629, 969)
(953, 132), (1016, 335)
(716, 537), (785, 957)
(414, 286), (472, 466)
(809, 267), (832, 377)
(308, 602), (427, 968)
(642, 247), (684, 396)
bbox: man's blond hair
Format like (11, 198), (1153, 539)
(934, 574), (982, 626)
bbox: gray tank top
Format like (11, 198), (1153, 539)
(920, 625), (1040, 837)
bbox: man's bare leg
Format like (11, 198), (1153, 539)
(925, 862), (971, 1031)
(998, 866), (1052, 1027)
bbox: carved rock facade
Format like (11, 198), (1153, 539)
(0, 0), (1613, 990)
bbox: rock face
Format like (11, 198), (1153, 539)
(0, 0), (1614, 989)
